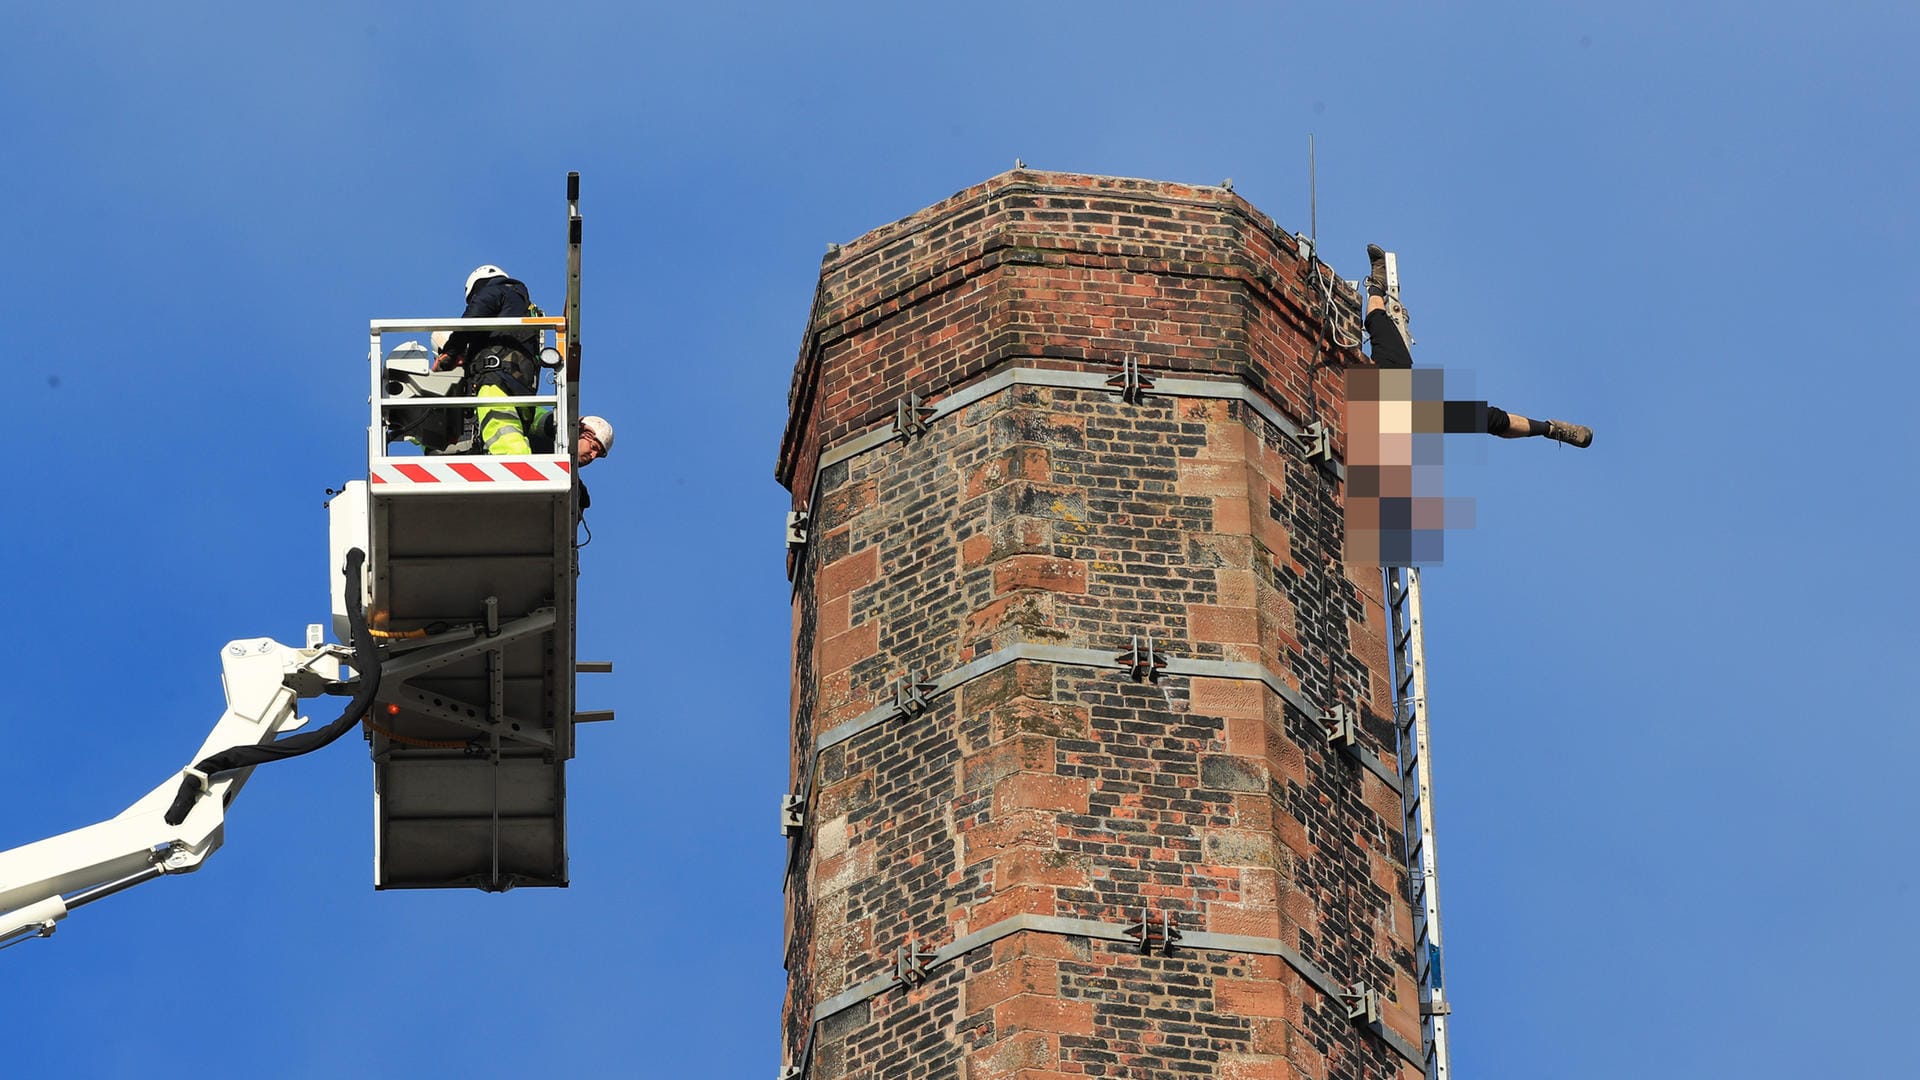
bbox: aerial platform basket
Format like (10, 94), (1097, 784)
(328, 313), (582, 892)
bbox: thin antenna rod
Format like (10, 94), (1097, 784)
(1309, 133), (1318, 252)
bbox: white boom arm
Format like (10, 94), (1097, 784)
(0, 636), (351, 947)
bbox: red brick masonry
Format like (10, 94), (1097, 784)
(780, 171), (1423, 1080)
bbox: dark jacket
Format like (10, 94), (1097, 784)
(445, 276), (540, 361)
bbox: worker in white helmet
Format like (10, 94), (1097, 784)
(433, 265), (545, 455)
(564, 415), (613, 522)
(525, 412), (611, 463)
(575, 416), (613, 467)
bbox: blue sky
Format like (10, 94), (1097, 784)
(1, 3), (1913, 1076)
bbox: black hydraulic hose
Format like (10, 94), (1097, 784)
(163, 549), (382, 827)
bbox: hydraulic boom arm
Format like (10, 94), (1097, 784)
(0, 547), (382, 949)
(0, 636), (352, 947)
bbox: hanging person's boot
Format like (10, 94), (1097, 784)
(1365, 243), (1413, 345)
(1542, 419), (1594, 448)
(1365, 243), (1390, 295)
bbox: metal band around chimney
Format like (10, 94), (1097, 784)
(812, 361), (1346, 485)
(784, 911), (1426, 1078)
(789, 641), (1400, 817)
(787, 359), (1348, 588)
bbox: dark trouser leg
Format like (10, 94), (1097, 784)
(1488, 405), (1548, 437)
(1366, 308), (1414, 369)
(1486, 404), (1594, 447)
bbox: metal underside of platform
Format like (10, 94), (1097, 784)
(368, 488), (576, 891)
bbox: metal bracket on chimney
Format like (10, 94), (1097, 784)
(894, 393), (935, 438)
(1124, 907), (1183, 956)
(1115, 635), (1167, 683)
(786, 510), (811, 582)
(1299, 422), (1333, 465)
(1106, 356), (1156, 404)
(889, 670), (936, 719)
(1343, 983), (1382, 1026)
(895, 940), (937, 987)
(1322, 704), (1358, 749)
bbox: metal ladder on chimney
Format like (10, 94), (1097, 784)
(1386, 566), (1452, 1079)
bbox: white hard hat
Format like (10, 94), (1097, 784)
(465, 264), (508, 298)
(580, 416), (613, 457)
(430, 330), (451, 353)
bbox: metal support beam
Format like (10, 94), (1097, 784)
(374, 683), (553, 751)
(377, 609), (557, 682)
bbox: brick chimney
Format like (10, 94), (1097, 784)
(778, 171), (1426, 1080)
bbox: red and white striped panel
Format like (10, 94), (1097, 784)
(370, 458), (572, 489)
